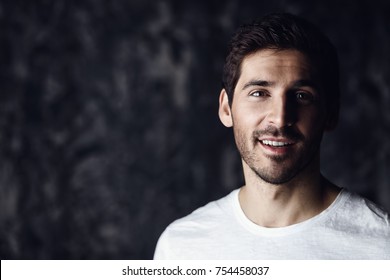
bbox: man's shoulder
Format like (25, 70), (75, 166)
(335, 189), (390, 232)
(166, 189), (238, 232)
(154, 189), (239, 259)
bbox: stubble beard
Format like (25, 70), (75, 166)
(234, 126), (322, 185)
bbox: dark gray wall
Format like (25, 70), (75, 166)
(0, 0), (389, 259)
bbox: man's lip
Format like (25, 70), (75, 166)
(258, 138), (296, 144)
(257, 138), (297, 151)
(258, 137), (295, 141)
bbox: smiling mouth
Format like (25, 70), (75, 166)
(260, 140), (294, 147)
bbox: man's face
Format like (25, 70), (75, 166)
(219, 49), (329, 184)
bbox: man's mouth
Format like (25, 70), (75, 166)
(260, 139), (294, 147)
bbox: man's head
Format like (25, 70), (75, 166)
(219, 13), (340, 185)
(222, 13), (339, 129)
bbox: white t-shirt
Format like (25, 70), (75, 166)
(154, 188), (390, 259)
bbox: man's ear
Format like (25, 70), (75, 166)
(325, 117), (337, 131)
(218, 89), (233, 127)
(324, 106), (339, 131)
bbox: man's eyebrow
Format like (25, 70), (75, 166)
(292, 79), (318, 89)
(241, 79), (319, 91)
(242, 80), (275, 90)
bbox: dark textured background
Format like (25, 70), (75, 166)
(0, 0), (389, 259)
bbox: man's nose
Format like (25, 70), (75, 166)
(267, 95), (296, 128)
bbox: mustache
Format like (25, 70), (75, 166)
(253, 126), (304, 142)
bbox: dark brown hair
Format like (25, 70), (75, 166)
(222, 13), (339, 125)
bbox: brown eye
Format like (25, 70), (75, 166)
(295, 91), (314, 105)
(250, 90), (267, 97)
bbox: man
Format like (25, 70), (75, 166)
(154, 13), (390, 259)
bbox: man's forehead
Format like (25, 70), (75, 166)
(242, 49), (312, 70)
(238, 49), (317, 84)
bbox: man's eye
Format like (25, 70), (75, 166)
(295, 91), (314, 104)
(250, 91), (267, 97)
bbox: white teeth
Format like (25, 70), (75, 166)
(261, 140), (291, 147)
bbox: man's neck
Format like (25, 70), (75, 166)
(238, 161), (340, 228)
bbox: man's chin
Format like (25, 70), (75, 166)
(252, 166), (298, 185)
(264, 154), (290, 162)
